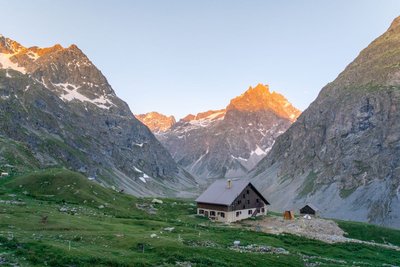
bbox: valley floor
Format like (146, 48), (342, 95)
(0, 169), (400, 266)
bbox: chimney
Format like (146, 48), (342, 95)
(227, 179), (232, 189)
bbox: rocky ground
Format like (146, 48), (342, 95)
(243, 214), (400, 252)
(244, 215), (345, 243)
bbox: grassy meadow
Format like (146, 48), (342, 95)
(0, 169), (399, 266)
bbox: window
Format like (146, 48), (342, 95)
(236, 211), (240, 217)
(198, 209), (204, 215)
(247, 200), (250, 204)
(237, 200), (241, 205)
(256, 198), (259, 203)
(243, 194), (246, 198)
(247, 190), (249, 194)
(210, 211), (216, 216)
(261, 208), (265, 213)
(248, 210), (252, 215)
(243, 205), (245, 209)
(220, 212), (225, 218)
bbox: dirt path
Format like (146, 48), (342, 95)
(244, 216), (400, 251)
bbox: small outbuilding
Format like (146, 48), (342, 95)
(283, 210), (295, 220)
(195, 179), (270, 223)
(0, 172), (9, 177)
(300, 204), (319, 216)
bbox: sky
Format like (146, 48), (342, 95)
(2, 1), (400, 119)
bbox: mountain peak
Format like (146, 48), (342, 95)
(0, 36), (81, 75)
(329, 16), (400, 88)
(157, 83), (299, 179)
(0, 35), (24, 54)
(239, 83), (271, 99)
(136, 112), (176, 133)
(67, 44), (83, 53)
(388, 16), (400, 32)
(227, 83), (301, 121)
(250, 83), (270, 93)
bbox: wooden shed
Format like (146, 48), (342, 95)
(283, 210), (295, 220)
(300, 204), (319, 215)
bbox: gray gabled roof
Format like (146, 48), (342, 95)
(303, 203), (319, 211)
(195, 179), (269, 206)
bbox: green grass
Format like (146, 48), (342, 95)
(339, 188), (356, 199)
(0, 169), (399, 266)
(40, 138), (88, 163)
(0, 136), (40, 175)
(337, 219), (400, 246)
(4, 168), (147, 218)
(298, 171), (317, 197)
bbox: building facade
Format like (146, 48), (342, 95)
(196, 180), (269, 223)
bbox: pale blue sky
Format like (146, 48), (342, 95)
(2, 1), (400, 119)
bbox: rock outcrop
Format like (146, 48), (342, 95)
(156, 84), (300, 181)
(136, 112), (176, 133)
(250, 16), (400, 228)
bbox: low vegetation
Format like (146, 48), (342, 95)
(0, 136), (40, 175)
(337, 220), (400, 246)
(298, 171), (317, 197)
(0, 169), (399, 266)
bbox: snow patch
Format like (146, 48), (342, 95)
(189, 111), (225, 127)
(258, 129), (266, 137)
(251, 145), (267, 156)
(204, 110), (225, 120)
(0, 53), (26, 74)
(133, 142), (144, 147)
(231, 155), (248, 161)
(190, 148), (209, 171)
(188, 111), (225, 128)
(134, 166), (151, 182)
(133, 166), (143, 173)
(27, 51), (39, 60)
(54, 82), (115, 109)
(32, 78), (49, 89)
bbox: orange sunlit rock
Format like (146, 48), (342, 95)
(227, 83), (301, 122)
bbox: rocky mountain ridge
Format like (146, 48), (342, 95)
(136, 112), (176, 133)
(227, 84), (300, 122)
(0, 35), (196, 197)
(145, 84), (300, 181)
